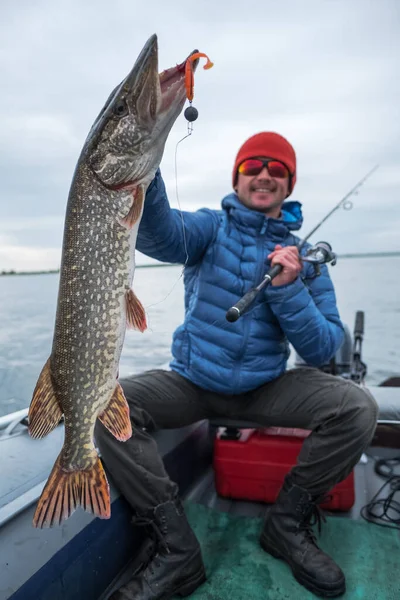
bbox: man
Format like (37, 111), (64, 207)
(97, 132), (378, 599)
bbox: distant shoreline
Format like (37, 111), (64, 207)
(0, 263), (177, 277)
(1, 253), (399, 277)
(337, 251), (400, 259)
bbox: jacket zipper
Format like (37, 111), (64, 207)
(232, 220), (268, 393)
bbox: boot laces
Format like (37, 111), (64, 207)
(132, 514), (170, 575)
(295, 494), (329, 545)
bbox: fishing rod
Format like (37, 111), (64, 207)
(226, 164), (379, 323)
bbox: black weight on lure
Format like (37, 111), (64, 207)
(183, 52), (213, 127)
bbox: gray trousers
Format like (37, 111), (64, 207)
(95, 367), (378, 513)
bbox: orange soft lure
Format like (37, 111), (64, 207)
(185, 52), (214, 102)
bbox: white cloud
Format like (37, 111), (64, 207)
(0, 114), (81, 163)
(0, 238), (61, 272)
(0, 216), (64, 233)
(0, 0), (399, 270)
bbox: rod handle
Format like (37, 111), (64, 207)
(265, 264), (283, 281)
(225, 264), (283, 322)
(226, 288), (259, 322)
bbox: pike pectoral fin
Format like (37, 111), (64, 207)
(120, 185), (144, 229)
(125, 289), (147, 332)
(32, 452), (110, 528)
(28, 358), (63, 438)
(98, 382), (132, 441)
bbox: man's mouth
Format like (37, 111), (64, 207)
(252, 188), (275, 194)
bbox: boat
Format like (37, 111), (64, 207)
(1, 311), (399, 600)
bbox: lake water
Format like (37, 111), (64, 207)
(0, 257), (399, 417)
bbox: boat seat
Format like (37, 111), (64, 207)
(367, 385), (400, 423)
(209, 418), (263, 430)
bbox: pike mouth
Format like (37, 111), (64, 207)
(158, 51), (199, 112)
(93, 41), (201, 193)
(107, 53), (199, 192)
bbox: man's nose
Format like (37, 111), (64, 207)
(257, 166), (272, 179)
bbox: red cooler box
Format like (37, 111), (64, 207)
(214, 427), (355, 511)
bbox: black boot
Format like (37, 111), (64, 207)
(109, 498), (206, 600)
(260, 478), (345, 598)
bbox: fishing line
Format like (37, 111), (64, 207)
(174, 124), (194, 267)
(142, 123), (194, 314)
(143, 53), (214, 317)
(143, 128), (229, 339)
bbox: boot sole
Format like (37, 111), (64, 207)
(260, 534), (346, 598)
(175, 566), (207, 598)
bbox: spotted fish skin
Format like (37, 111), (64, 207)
(28, 35), (198, 528)
(53, 164), (135, 471)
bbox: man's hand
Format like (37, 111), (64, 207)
(267, 245), (302, 287)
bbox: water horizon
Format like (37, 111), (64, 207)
(1, 257), (399, 417)
(1, 251), (400, 278)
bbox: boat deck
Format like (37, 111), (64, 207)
(102, 445), (400, 599)
(2, 407), (399, 600)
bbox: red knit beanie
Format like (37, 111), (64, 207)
(232, 132), (297, 194)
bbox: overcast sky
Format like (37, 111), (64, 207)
(1, 0), (399, 271)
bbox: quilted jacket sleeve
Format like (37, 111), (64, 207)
(137, 170), (218, 266)
(265, 265), (344, 366)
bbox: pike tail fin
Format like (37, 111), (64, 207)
(28, 358), (63, 438)
(33, 452), (110, 528)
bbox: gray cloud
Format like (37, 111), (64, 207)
(1, 0), (399, 269)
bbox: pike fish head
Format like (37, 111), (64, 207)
(86, 34), (198, 190)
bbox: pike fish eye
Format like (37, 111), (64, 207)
(114, 100), (129, 117)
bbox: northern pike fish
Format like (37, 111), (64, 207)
(28, 34), (198, 528)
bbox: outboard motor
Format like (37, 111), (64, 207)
(294, 311), (367, 384)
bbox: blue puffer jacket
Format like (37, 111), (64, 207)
(137, 170), (344, 395)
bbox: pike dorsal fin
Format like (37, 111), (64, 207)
(98, 382), (132, 441)
(28, 358), (63, 438)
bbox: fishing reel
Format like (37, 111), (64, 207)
(301, 241), (337, 277)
